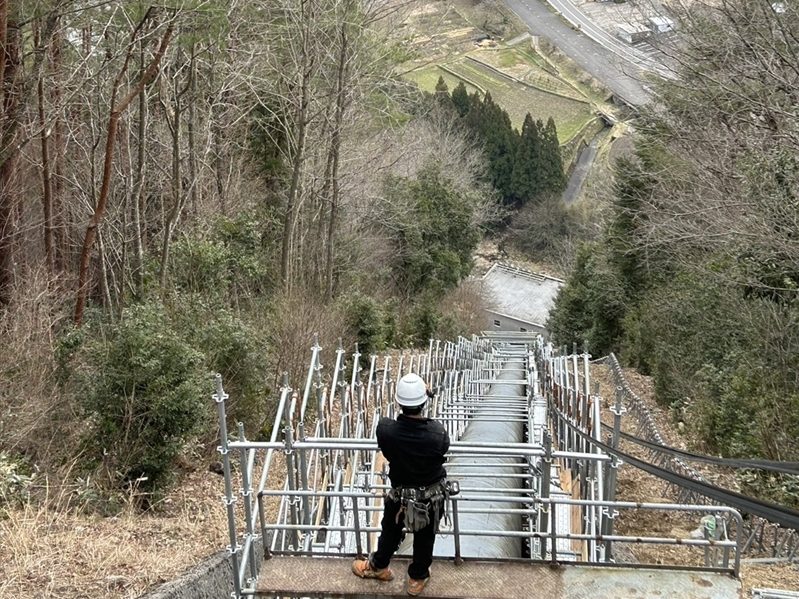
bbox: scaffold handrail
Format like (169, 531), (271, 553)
(213, 335), (745, 599)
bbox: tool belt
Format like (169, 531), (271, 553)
(387, 479), (459, 532)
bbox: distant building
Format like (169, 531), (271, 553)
(481, 263), (564, 336)
(648, 16), (675, 34)
(616, 22), (652, 44)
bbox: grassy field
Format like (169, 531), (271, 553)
(398, 0), (608, 169)
(407, 54), (596, 143)
(475, 48), (586, 100)
(403, 66), (483, 96)
(398, 0), (598, 145)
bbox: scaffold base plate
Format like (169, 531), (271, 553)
(254, 556), (740, 598)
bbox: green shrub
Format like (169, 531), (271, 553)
(169, 213), (276, 300)
(342, 292), (387, 356)
(0, 452), (35, 506)
(384, 165), (481, 297)
(77, 303), (209, 494)
(173, 299), (268, 426)
(170, 237), (231, 295)
(403, 295), (440, 348)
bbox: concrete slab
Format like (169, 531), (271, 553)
(482, 263), (563, 328)
(254, 556), (741, 598)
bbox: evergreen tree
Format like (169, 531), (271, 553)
(451, 82), (470, 117)
(510, 114), (544, 206)
(608, 154), (659, 295)
(476, 94), (518, 205)
(542, 117), (566, 192)
(385, 165), (482, 296)
(434, 76), (452, 109)
(463, 91), (484, 131)
(434, 76), (449, 98)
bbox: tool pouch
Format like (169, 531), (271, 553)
(404, 498), (432, 532)
(393, 481), (448, 532)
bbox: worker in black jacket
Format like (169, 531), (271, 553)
(352, 372), (450, 596)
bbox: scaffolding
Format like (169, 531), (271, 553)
(213, 333), (742, 598)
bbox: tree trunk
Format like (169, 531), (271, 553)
(187, 52), (198, 220)
(0, 1), (7, 96)
(74, 17), (174, 326)
(131, 51), (148, 298)
(97, 226), (113, 316)
(280, 2), (314, 291)
(51, 30), (66, 272)
(0, 14), (20, 305)
(38, 70), (55, 273)
(159, 47), (194, 288)
(325, 29), (349, 301)
(158, 90), (182, 289)
(0, 155), (18, 304)
(0, 8), (62, 303)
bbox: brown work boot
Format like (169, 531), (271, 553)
(351, 558), (394, 581)
(407, 576), (429, 596)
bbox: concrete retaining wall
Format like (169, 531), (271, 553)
(139, 549), (234, 599)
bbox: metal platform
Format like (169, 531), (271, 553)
(254, 556), (741, 598)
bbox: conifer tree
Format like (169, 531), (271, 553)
(477, 94), (518, 205)
(510, 114), (544, 206)
(450, 82), (470, 117)
(434, 75), (449, 98)
(463, 91), (483, 131)
(542, 117), (566, 192)
(433, 75), (453, 112)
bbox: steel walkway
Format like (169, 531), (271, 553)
(213, 334), (743, 598)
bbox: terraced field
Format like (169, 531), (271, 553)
(404, 66), (483, 96)
(407, 52), (597, 143)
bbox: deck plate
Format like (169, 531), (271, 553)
(255, 556), (740, 598)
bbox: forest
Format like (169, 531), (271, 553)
(0, 0), (565, 500)
(548, 0), (799, 506)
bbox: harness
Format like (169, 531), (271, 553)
(387, 479), (459, 532)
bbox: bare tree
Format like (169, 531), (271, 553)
(626, 0), (799, 290)
(74, 9), (175, 325)
(0, 1), (68, 304)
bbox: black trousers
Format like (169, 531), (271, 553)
(371, 496), (438, 580)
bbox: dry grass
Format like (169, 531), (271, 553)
(263, 290), (352, 388)
(0, 267), (78, 465)
(437, 279), (488, 339)
(0, 470), (230, 599)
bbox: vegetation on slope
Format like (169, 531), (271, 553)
(548, 0), (799, 506)
(0, 0), (566, 512)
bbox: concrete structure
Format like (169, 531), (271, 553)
(648, 15), (675, 33)
(140, 549), (233, 599)
(616, 22), (651, 44)
(481, 263), (564, 336)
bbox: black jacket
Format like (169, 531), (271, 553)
(376, 415), (450, 488)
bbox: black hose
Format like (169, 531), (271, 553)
(602, 425), (799, 475)
(554, 406), (799, 531)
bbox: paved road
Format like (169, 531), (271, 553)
(503, 0), (651, 106)
(563, 130), (604, 204)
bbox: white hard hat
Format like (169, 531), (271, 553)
(396, 373), (427, 407)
